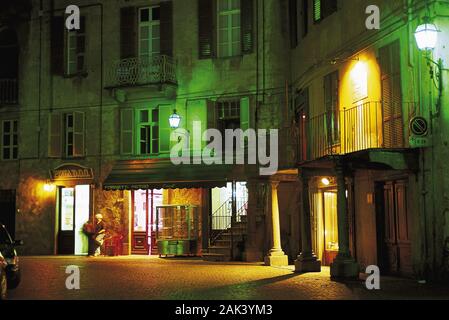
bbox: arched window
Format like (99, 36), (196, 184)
(0, 27), (19, 104)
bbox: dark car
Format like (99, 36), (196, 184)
(0, 252), (7, 300)
(0, 224), (22, 289)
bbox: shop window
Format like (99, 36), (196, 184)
(1, 120), (18, 160)
(313, 0), (337, 23)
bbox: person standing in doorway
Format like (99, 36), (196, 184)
(92, 214), (106, 257)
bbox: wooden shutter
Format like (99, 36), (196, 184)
(76, 16), (86, 72)
(289, 0), (298, 48)
(48, 113), (62, 157)
(207, 100), (217, 130)
(120, 7), (137, 59)
(300, 0), (308, 37)
(241, 0), (254, 54)
(158, 105), (172, 153)
(160, 1), (173, 57)
(120, 108), (134, 155)
(51, 16), (64, 75)
(198, 0), (214, 59)
(240, 97), (250, 131)
(313, 0), (321, 21)
(73, 111), (85, 157)
(379, 41), (403, 148)
(324, 71), (339, 144)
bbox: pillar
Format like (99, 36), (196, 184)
(264, 181), (289, 266)
(330, 165), (360, 279)
(295, 171), (321, 272)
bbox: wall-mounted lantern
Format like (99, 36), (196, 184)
(169, 110), (181, 129)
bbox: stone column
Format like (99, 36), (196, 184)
(295, 171), (321, 272)
(330, 165), (359, 279)
(264, 181), (289, 266)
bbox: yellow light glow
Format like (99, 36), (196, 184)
(43, 183), (55, 192)
(321, 178), (330, 186)
(350, 61), (368, 103)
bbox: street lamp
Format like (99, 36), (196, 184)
(169, 110), (181, 129)
(414, 18), (439, 51)
(414, 17), (444, 112)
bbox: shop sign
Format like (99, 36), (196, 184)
(50, 163), (94, 181)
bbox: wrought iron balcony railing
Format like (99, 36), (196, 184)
(298, 101), (417, 162)
(0, 79), (18, 104)
(107, 55), (177, 88)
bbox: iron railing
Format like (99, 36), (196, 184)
(299, 101), (417, 162)
(108, 55), (177, 88)
(0, 79), (18, 104)
(210, 200), (248, 246)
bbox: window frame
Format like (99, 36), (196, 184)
(217, 0), (242, 58)
(63, 112), (85, 158)
(137, 107), (160, 156)
(1, 119), (18, 161)
(138, 6), (161, 62)
(65, 16), (86, 76)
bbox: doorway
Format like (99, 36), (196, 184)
(0, 190), (16, 239)
(58, 185), (91, 255)
(375, 180), (412, 276)
(312, 189), (339, 266)
(131, 189), (163, 255)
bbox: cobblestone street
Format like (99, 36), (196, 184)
(6, 256), (449, 300)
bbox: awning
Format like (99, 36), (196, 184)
(103, 159), (260, 190)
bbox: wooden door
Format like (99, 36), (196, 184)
(381, 181), (412, 276)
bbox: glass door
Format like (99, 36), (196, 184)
(132, 190), (149, 255)
(58, 186), (91, 255)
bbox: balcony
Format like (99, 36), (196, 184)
(299, 101), (417, 163)
(106, 55), (177, 89)
(0, 79), (18, 105)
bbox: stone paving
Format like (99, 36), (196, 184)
(6, 256), (449, 300)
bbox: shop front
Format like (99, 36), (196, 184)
(103, 159), (258, 257)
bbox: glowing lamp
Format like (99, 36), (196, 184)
(43, 182), (55, 192)
(169, 110), (181, 129)
(415, 20), (439, 51)
(321, 178), (330, 186)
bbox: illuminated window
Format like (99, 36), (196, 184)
(217, 0), (241, 57)
(1, 120), (18, 160)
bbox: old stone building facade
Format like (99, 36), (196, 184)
(1, 0), (448, 281)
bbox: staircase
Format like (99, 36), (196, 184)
(203, 202), (248, 262)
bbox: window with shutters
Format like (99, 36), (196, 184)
(324, 71), (339, 145)
(65, 17), (86, 76)
(138, 7), (160, 61)
(1, 120), (18, 160)
(64, 112), (85, 158)
(217, 0), (241, 57)
(313, 0), (337, 23)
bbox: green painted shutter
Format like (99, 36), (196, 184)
(240, 97), (250, 131)
(159, 105), (172, 153)
(313, 0), (321, 22)
(120, 108), (134, 155)
(73, 111), (85, 157)
(48, 113), (62, 158)
(241, 0), (254, 54)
